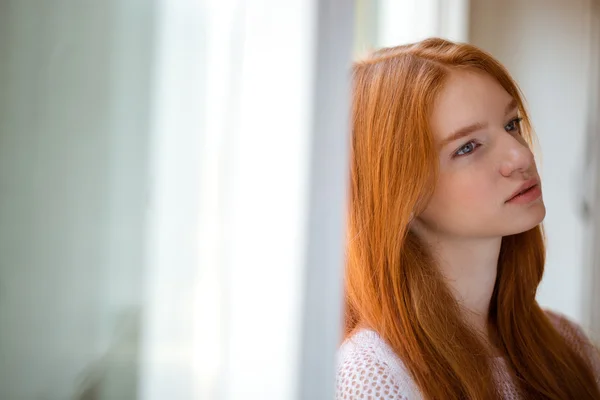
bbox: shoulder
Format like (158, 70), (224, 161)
(544, 309), (597, 350)
(544, 309), (600, 382)
(335, 329), (422, 400)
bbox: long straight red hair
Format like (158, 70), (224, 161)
(345, 38), (600, 399)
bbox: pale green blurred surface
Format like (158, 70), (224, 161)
(0, 1), (154, 398)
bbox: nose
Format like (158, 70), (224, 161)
(498, 134), (534, 177)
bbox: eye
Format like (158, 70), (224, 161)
(505, 117), (523, 134)
(454, 140), (480, 157)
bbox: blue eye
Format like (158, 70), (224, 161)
(505, 117), (523, 133)
(454, 140), (479, 157)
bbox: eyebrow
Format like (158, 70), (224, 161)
(505, 98), (518, 115)
(440, 98), (519, 148)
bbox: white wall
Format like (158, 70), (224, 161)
(0, 1), (154, 398)
(470, 0), (595, 326)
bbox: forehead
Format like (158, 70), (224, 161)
(430, 69), (514, 141)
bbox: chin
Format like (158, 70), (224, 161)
(505, 200), (546, 235)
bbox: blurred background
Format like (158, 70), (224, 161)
(1, 0), (599, 399)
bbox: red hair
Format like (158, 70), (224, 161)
(345, 38), (600, 399)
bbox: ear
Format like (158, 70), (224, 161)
(408, 212), (425, 234)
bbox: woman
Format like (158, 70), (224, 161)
(336, 38), (600, 399)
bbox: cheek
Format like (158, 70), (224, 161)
(429, 171), (495, 214)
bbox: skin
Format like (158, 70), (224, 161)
(410, 68), (546, 347)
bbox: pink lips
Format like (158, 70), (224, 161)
(506, 179), (542, 204)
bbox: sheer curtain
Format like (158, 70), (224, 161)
(142, 1), (355, 399)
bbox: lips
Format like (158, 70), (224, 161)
(506, 178), (539, 203)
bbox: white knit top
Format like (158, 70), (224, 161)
(335, 311), (600, 399)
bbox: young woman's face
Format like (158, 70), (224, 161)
(415, 68), (545, 239)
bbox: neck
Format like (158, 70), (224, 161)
(419, 232), (502, 337)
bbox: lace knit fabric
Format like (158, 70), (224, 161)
(336, 310), (600, 399)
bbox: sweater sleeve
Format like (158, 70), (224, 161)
(545, 309), (600, 385)
(335, 331), (420, 399)
(336, 348), (409, 400)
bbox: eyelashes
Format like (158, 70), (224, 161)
(452, 117), (523, 158)
(454, 140), (480, 157)
(505, 117), (523, 134)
